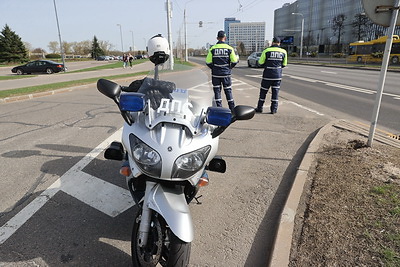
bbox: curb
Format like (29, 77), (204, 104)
(269, 119), (400, 266)
(269, 120), (335, 267)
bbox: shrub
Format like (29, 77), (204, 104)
(333, 53), (345, 58)
(46, 53), (61, 59)
(290, 52), (298, 57)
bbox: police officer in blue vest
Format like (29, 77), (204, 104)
(206, 30), (238, 111)
(255, 37), (287, 114)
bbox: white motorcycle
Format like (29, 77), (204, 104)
(97, 35), (255, 266)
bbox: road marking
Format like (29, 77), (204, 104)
(286, 75), (318, 83)
(245, 74), (262, 78)
(61, 170), (133, 217)
(285, 101), (325, 116)
(323, 83), (374, 94)
(321, 71), (337, 74)
(285, 75), (400, 99)
(0, 128), (125, 245)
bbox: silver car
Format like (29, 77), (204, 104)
(247, 52), (262, 68)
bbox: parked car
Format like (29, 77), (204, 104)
(96, 56), (109, 61)
(247, 52), (262, 68)
(135, 55), (143, 60)
(11, 60), (66, 75)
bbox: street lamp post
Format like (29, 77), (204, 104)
(130, 30), (135, 55)
(166, 0), (174, 70)
(184, 0), (195, 62)
(292, 12), (304, 59)
(52, 0), (66, 72)
(117, 24), (124, 52)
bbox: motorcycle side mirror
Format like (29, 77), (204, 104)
(97, 79), (122, 102)
(232, 105), (256, 122)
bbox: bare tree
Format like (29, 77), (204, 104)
(99, 40), (114, 54)
(62, 41), (72, 54)
(72, 40), (91, 55)
(331, 14), (346, 52)
(352, 13), (369, 41)
(48, 41), (59, 53)
(237, 41), (246, 55)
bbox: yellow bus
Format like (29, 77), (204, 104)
(348, 35), (400, 64)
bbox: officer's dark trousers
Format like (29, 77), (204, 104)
(257, 79), (281, 113)
(212, 76), (235, 111)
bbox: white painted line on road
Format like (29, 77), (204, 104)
(324, 83), (374, 94)
(0, 128), (123, 245)
(61, 170), (133, 217)
(285, 75), (318, 83)
(321, 71), (337, 74)
(285, 101), (325, 116)
(245, 74), (263, 78)
(0, 181), (60, 245)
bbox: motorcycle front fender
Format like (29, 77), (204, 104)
(147, 184), (194, 243)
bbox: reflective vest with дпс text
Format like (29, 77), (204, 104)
(258, 45), (287, 80)
(206, 42), (238, 77)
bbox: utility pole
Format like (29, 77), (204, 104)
(166, 0), (174, 70)
(184, 8), (188, 61)
(52, 0), (66, 71)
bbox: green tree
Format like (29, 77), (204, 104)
(90, 35), (104, 59)
(0, 24), (28, 63)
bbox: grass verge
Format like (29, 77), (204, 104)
(67, 59), (148, 73)
(0, 71), (148, 99)
(0, 75), (37, 80)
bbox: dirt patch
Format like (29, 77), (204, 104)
(290, 128), (400, 267)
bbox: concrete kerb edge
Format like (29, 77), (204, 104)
(269, 119), (338, 267)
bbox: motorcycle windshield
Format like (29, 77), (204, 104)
(127, 62), (214, 118)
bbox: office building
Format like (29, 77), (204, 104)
(224, 17), (241, 44)
(274, 0), (400, 54)
(228, 22), (266, 53)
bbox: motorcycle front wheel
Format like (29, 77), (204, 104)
(131, 208), (191, 267)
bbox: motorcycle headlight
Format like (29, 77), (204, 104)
(130, 135), (162, 177)
(172, 146), (211, 178)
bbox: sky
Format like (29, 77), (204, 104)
(0, 0), (292, 53)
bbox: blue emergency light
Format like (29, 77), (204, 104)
(119, 93), (145, 112)
(206, 107), (232, 126)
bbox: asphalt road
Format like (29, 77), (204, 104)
(192, 56), (400, 134)
(0, 63), (329, 266)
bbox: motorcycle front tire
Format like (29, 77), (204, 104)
(131, 208), (191, 267)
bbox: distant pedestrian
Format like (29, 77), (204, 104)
(122, 53), (128, 68)
(255, 37), (287, 114)
(128, 53), (134, 68)
(206, 30), (238, 111)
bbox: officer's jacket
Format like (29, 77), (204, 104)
(206, 41), (238, 77)
(258, 45), (287, 80)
